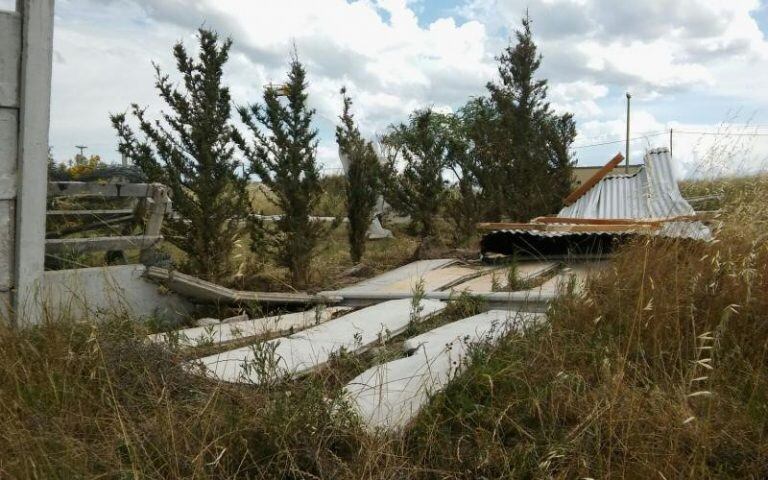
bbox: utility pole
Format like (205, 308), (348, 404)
(669, 128), (673, 157)
(625, 92), (631, 173)
(75, 144), (88, 158)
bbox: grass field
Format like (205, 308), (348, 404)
(3, 175), (767, 478)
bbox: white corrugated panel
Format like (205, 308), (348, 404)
(557, 148), (709, 240)
(559, 148), (695, 220)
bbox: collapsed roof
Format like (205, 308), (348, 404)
(480, 148), (712, 258)
(560, 147), (697, 220)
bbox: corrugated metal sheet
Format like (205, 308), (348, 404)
(481, 148), (712, 256)
(556, 148), (710, 240)
(486, 229), (637, 237)
(558, 148), (694, 219)
(490, 225), (710, 241)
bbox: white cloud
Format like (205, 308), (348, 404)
(50, 0), (496, 168)
(549, 81), (609, 118)
(46, 0), (768, 178)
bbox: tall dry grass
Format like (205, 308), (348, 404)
(405, 174), (768, 478)
(1, 175), (767, 478)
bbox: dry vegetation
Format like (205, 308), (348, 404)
(2, 174), (767, 479)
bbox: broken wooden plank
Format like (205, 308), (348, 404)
(345, 310), (545, 430)
(145, 185), (171, 237)
(45, 235), (161, 254)
(191, 298), (446, 384)
(563, 152), (624, 206)
(148, 306), (351, 348)
(145, 266), (338, 305)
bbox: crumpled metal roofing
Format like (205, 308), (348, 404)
(556, 147), (711, 240)
(558, 148), (694, 219)
(480, 148), (712, 257)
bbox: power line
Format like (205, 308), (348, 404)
(572, 128), (768, 151)
(572, 130), (668, 149)
(673, 130), (768, 137)
(573, 129), (668, 146)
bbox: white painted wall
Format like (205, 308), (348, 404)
(42, 265), (192, 323)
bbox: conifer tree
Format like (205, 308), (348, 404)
(111, 29), (250, 282)
(427, 111), (479, 245)
(486, 14), (576, 220)
(544, 112), (577, 208)
(335, 88), (380, 263)
(382, 109), (448, 237)
(457, 97), (505, 221)
(237, 56), (323, 288)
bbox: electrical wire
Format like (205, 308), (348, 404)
(572, 129), (768, 150)
(572, 130), (668, 149)
(673, 130), (768, 137)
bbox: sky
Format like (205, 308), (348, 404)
(6, 0), (768, 178)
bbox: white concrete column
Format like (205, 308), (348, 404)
(0, 0), (54, 325)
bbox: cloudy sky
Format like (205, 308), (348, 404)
(11, 0), (768, 177)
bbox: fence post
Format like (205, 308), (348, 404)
(15, 0), (55, 325)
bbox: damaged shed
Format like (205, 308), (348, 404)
(480, 147), (712, 258)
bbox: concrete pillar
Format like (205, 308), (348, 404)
(0, 0), (55, 325)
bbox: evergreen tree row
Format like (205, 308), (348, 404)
(111, 14), (576, 286)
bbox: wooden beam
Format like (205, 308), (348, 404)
(144, 186), (171, 237)
(543, 224), (657, 233)
(531, 216), (662, 226)
(477, 221), (659, 233)
(47, 181), (163, 198)
(563, 152), (624, 206)
(531, 215), (710, 225)
(477, 222), (545, 231)
(47, 209), (135, 217)
(46, 215), (136, 239)
(45, 235), (162, 254)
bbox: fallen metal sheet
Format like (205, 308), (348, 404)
(148, 306), (351, 348)
(344, 310), (545, 430)
(450, 261), (557, 293)
(191, 298), (446, 384)
(333, 259), (458, 294)
(384, 265), (487, 293)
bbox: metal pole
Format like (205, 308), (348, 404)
(669, 128), (673, 157)
(625, 92), (631, 173)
